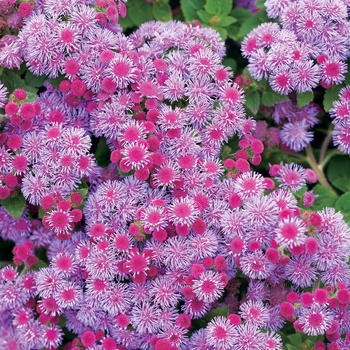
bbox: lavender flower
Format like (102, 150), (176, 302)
(242, 0), (350, 93)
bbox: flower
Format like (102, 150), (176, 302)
(100, 283), (131, 315)
(192, 270), (225, 303)
(130, 302), (160, 334)
(149, 276), (180, 308)
(280, 121), (314, 152)
(231, 323), (266, 350)
(167, 196), (199, 227)
(240, 250), (274, 279)
(242, 195), (279, 229)
(0, 82), (8, 109)
(239, 300), (270, 327)
(162, 236), (194, 270)
(285, 256), (317, 288)
(298, 304), (333, 336)
(205, 316), (236, 350)
(275, 216), (307, 248)
(242, 0), (350, 93)
(234, 171), (265, 200)
(275, 163), (306, 192)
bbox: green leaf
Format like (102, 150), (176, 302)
(311, 184), (339, 210)
(255, 0), (266, 8)
(180, 0), (206, 21)
(204, 306), (228, 322)
(153, 2), (172, 22)
(38, 207), (45, 220)
(230, 8), (252, 21)
(261, 91), (289, 106)
(345, 60), (350, 84)
(118, 16), (134, 29)
(287, 333), (302, 348)
(94, 137), (111, 168)
(323, 84), (343, 112)
(342, 212), (350, 226)
(197, 10), (212, 22)
(26, 91), (37, 103)
(117, 167), (134, 177)
(127, 0), (154, 26)
(335, 192), (350, 214)
(327, 155), (350, 192)
(227, 8), (252, 41)
(205, 0), (232, 15)
(31, 259), (48, 271)
(220, 15), (237, 26)
(75, 188), (89, 201)
(212, 27), (227, 41)
(295, 185), (308, 198)
(25, 71), (48, 88)
(1, 190), (26, 219)
(0, 68), (37, 96)
(223, 58), (237, 72)
(220, 145), (232, 160)
(297, 91), (314, 108)
(0, 68), (23, 93)
(255, 8), (269, 22)
(48, 75), (66, 90)
(237, 16), (262, 42)
(245, 90), (260, 115)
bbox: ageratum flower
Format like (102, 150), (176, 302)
(242, 0), (350, 93)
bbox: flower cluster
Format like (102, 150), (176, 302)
(241, 0), (350, 93)
(253, 100), (320, 152)
(0, 0), (34, 34)
(330, 85), (350, 154)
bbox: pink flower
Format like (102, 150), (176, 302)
(192, 270), (225, 303)
(205, 316), (236, 350)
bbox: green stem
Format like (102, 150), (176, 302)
(305, 145), (335, 193)
(19, 264), (30, 277)
(320, 149), (342, 170)
(318, 131), (333, 166)
(313, 276), (320, 291)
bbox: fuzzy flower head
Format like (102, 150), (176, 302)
(242, 2), (350, 93)
(167, 196), (199, 227)
(192, 270), (225, 303)
(275, 216), (307, 249)
(275, 163), (306, 192)
(298, 304), (333, 336)
(280, 120), (314, 152)
(0, 82), (8, 109)
(331, 86), (350, 154)
(205, 316), (236, 350)
(21, 123), (95, 205)
(239, 300), (270, 328)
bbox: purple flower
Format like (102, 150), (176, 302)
(205, 316), (236, 350)
(231, 323), (266, 350)
(285, 256), (317, 287)
(298, 304), (333, 336)
(0, 82), (8, 109)
(280, 121), (314, 152)
(242, 0), (350, 93)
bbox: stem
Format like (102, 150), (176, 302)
(19, 264), (29, 277)
(320, 149), (342, 170)
(318, 131), (333, 166)
(305, 145), (335, 192)
(313, 277), (320, 291)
